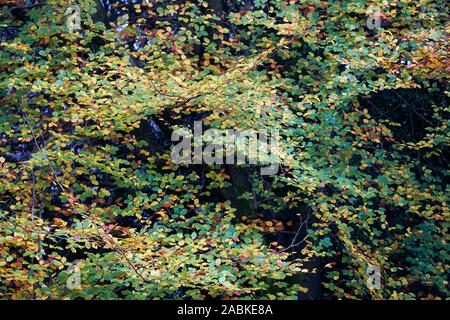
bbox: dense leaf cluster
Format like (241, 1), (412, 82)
(0, 0), (448, 299)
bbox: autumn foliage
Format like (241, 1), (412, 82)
(0, 0), (448, 299)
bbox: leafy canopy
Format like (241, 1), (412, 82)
(0, 0), (448, 299)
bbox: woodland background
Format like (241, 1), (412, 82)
(0, 0), (448, 299)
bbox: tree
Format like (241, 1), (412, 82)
(0, 0), (448, 300)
